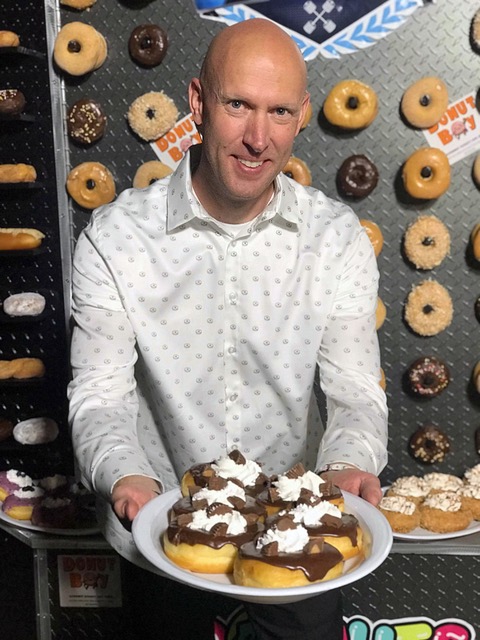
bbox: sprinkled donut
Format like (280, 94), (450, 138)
(66, 161), (115, 210)
(409, 424), (450, 464)
(128, 24), (168, 67)
(67, 98), (106, 145)
(401, 77), (449, 129)
(53, 22), (107, 76)
(0, 89), (26, 116)
(403, 215), (450, 270)
(473, 154), (480, 188)
(402, 147), (450, 200)
(407, 355), (450, 398)
(404, 280), (453, 336)
(337, 154), (379, 199)
(282, 156), (311, 186)
(323, 79), (378, 130)
(360, 219), (383, 257)
(127, 91), (179, 142)
(133, 161), (172, 188)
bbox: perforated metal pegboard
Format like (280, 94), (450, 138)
(0, 0), (72, 478)
(54, 0), (480, 483)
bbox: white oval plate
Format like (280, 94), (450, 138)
(132, 489), (393, 604)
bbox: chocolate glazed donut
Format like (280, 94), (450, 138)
(337, 154), (379, 198)
(128, 25), (168, 67)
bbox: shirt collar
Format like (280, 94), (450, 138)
(167, 148), (302, 232)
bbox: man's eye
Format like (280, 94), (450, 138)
(230, 100), (243, 109)
(276, 108), (287, 116)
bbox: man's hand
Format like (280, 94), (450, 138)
(320, 469), (382, 506)
(111, 475), (162, 522)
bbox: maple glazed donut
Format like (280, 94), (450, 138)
(323, 79), (378, 129)
(401, 77), (449, 129)
(409, 425), (450, 464)
(403, 215), (450, 270)
(337, 154), (378, 198)
(376, 298), (386, 330)
(407, 355), (450, 398)
(133, 161), (172, 188)
(67, 162), (115, 210)
(360, 219), (383, 257)
(282, 156), (312, 186)
(53, 22), (107, 76)
(0, 31), (20, 47)
(402, 147), (451, 199)
(404, 280), (453, 336)
(470, 224), (480, 261)
(0, 164), (36, 183)
(128, 24), (168, 67)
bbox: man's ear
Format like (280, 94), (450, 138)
(294, 92), (311, 136)
(189, 77), (203, 127)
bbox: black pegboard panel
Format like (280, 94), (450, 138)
(0, 1), (73, 477)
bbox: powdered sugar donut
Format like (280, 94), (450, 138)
(3, 292), (46, 317)
(13, 417), (59, 445)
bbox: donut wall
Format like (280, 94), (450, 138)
(0, 3), (72, 477)
(3, 1), (480, 483)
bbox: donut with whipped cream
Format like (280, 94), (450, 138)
(378, 496), (420, 533)
(0, 469), (34, 501)
(420, 492), (472, 533)
(2, 484), (44, 520)
(386, 476), (429, 506)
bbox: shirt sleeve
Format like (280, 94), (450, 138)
(67, 215), (160, 501)
(315, 219), (388, 476)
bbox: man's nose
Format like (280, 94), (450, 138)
(243, 111), (269, 154)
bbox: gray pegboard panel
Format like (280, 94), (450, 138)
(54, 0), (480, 483)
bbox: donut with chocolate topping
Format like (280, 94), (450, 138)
(128, 24), (168, 67)
(67, 98), (106, 145)
(0, 89), (26, 116)
(409, 425), (450, 464)
(337, 154), (379, 199)
(407, 355), (450, 398)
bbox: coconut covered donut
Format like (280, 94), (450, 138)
(404, 280), (453, 336)
(409, 425), (450, 464)
(360, 219), (384, 257)
(282, 156), (312, 186)
(66, 161), (115, 209)
(53, 22), (107, 76)
(403, 215), (450, 270)
(323, 79), (378, 129)
(133, 161), (172, 189)
(127, 91), (178, 141)
(401, 77), (449, 129)
(402, 147), (451, 199)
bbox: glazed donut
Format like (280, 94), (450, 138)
(3, 292), (46, 316)
(60, 0), (97, 8)
(404, 280), (453, 336)
(401, 77), (449, 129)
(127, 91), (179, 142)
(133, 161), (172, 189)
(471, 8), (480, 51)
(67, 98), (106, 145)
(379, 367), (386, 391)
(402, 147), (451, 199)
(0, 89), (26, 116)
(300, 102), (313, 130)
(0, 228), (45, 250)
(282, 156), (312, 186)
(471, 224), (480, 260)
(407, 355), (450, 398)
(473, 154), (480, 188)
(128, 24), (168, 67)
(409, 425), (450, 464)
(0, 31), (20, 47)
(13, 417), (59, 445)
(360, 219), (383, 257)
(66, 161), (115, 209)
(53, 22), (107, 76)
(0, 163), (36, 183)
(403, 215), (450, 270)
(0, 357), (45, 380)
(337, 154), (378, 198)
(376, 297), (386, 330)
(323, 79), (378, 129)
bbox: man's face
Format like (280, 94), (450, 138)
(190, 52), (309, 216)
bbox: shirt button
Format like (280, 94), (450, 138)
(229, 292), (238, 303)
(228, 346), (236, 354)
(230, 393), (238, 401)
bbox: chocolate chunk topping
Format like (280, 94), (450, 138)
(228, 495), (246, 510)
(210, 522), (229, 537)
(276, 515), (296, 531)
(206, 502), (232, 517)
(176, 513), (194, 526)
(262, 541), (279, 556)
(305, 540), (324, 555)
(285, 463), (306, 479)
(228, 449), (246, 465)
(207, 476), (228, 491)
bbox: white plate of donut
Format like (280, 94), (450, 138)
(132, 489), (393, 604)
(0, 501), (100, 536)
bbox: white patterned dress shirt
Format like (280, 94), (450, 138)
(68, 149), (388, 566)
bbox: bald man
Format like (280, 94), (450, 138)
(69, 17), (388, 640)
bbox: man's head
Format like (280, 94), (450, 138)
(189, 18), (310, 221)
